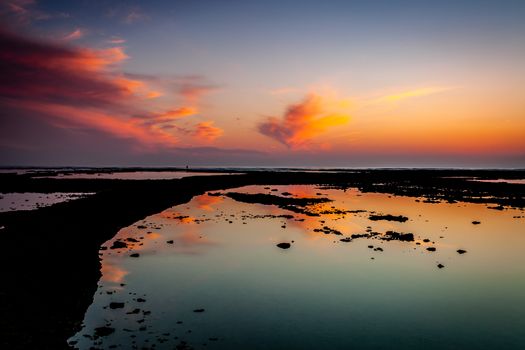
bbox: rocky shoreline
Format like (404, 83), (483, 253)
(0, 169), (524, 349)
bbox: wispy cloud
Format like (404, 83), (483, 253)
(259, 93), (351, 149)
(62, 28), (84, 41)
(376, 86), (457, 103)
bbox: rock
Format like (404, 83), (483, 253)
(94, 326), (115, 337)
(276, 242), (291, 249)
(383, 231), (414, 242)
(369, 214), (409, 222)
(166, 240), (174, 244)
(109, 302), (125, 309)
(457, 249), (467, 254)
(137, 225), (147, 229)
(339, 237), (352, 242)
(437, 263), (445, 269)
(426, 247), (436, 252)
(130, 253), (140, 258)
(137, 298), (146, 302)
(110, 240), (127, 249)
(472, 221), (481, 225)
(193, 308), (205, 313)
(126, 308), (140, 314)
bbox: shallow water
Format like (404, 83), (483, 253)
(39, 171), (239, 180)
(70, 185), (525, 349)
(471, 178), (525, 184)
(0, 192), (91, 212)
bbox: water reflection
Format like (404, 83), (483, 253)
(70, 185), (525, 350)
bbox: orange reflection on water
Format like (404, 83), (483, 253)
(195, 194), (224, 211)
(101, 261), (129, 283)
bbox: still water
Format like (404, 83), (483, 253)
(70, 185), (525, 349)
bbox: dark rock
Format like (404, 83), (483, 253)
(437, 263), (445, 269)
(426, 247), (436, 252)
(383, 231), (414, 241)
(369, 214), (409, 222)
(193, 308), (205, 313)
(457, 249), (467, 254)
(110, 240), (127, 249)
(472, 221), (481, 225)
(129, 253), (140, 258)
(166, 240), (174, 244)
(109, 302), (125, 309)
(276, 242), (291, 249)
(94, 326), (115, 337)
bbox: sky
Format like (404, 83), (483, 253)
(1, 0), (524, 168)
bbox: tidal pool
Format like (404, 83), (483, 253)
(70, 185), (525, 349)
(0, 192), (92, 212)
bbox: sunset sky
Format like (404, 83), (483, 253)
(1, 0), (524, 167)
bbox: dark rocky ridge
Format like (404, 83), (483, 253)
(0, 169), (524, 349)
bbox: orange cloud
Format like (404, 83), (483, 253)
(192, 121), (223, 142)
(259, 93), (351, 149)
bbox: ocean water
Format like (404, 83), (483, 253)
(69, 185), (525, 349)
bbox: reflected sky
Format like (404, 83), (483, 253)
(70, 185), (525, 349)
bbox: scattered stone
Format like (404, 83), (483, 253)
(130, 253), (140, 258)
(472, 221), (481, 225)
(137, 298), (146, 302)
(426, 247), (436, 252)
(457, 249), (467, 254)
(166, 240), (174, 244)
(437, 263), (445, 269)
(193, 308), (205, 313)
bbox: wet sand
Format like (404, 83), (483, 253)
(0, 169), (524, 349)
